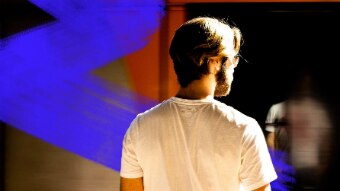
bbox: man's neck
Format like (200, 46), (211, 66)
(176, 77), (215, 100)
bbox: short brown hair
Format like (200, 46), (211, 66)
(169, 16), (242, 87)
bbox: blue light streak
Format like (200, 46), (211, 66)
(0, 0), (164, 171)
(269, 148), (296, 191)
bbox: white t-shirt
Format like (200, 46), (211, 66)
(120, 97), (277, 191)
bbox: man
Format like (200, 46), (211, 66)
(120, 16), (277, 191)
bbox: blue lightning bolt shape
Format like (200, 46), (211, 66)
(0, 0), (164, 171)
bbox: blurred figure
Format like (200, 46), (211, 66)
(265, 101), (295, 191)
(265, 70), (333, 191)
(265, 101), (290, 153)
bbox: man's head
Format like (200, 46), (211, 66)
(169, 16), (242, 97)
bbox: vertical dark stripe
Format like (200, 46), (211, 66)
(0, 121), (5, 191)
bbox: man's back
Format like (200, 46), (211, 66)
(120, 97), (277, 191)
(120, 16), (277, 191)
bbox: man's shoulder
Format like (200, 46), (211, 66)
(135, 98), (172, 118)
(212, 99), (258, 127)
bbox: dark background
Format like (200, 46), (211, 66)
(187, 3), (340, 189)
(187, 2), (340, 128)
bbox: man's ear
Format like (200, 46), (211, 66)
(208, 57), (221, 74)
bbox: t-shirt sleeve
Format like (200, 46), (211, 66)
(239, 119), (278, 190)
(120, 118), (143, 178)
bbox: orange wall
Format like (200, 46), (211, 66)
(124, 29), (161, 101)
(124, 3), (186, 101)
